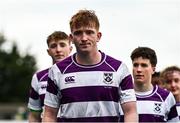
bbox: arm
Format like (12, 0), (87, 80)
(42, 105), (58, 122)
(121, 101), (138, 123)
(28, 110), (41, 122)
(28, 73), (42, 122)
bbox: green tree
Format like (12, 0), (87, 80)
(0, 33), (37, 103)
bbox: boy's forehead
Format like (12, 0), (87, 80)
(49, 39), (69, 44)
(72, 22), (98, 30)
(72, 26), (97, 32)
(166, 71), (180, 76)
(133, 57), (150, 61)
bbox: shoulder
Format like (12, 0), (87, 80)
(35, 68), (49, 81)
(156, 86), (171, 100)
(53, 55), (73, 73)
(103, 52), (124, 71)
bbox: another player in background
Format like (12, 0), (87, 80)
(161, 65), (180, 120)
(120, 47), (178, 122)
(28, 31), (72, 122)
(43, 9), (138, 122)
(151, 71), (164, 88)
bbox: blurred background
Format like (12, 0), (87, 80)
(0, 33), (36, 122)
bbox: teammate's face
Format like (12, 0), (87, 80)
(70, 26), (101, 53)
(47, 39), (72, 63)
(164, 71), (180, 97)
(132, 57), (155, 85)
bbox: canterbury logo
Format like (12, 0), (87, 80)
(41, 85), (47, 89)
(65, 76), (75, 84)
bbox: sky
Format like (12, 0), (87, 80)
(0, 0), (179, 72)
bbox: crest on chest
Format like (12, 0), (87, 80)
(103, 73), (113, 84)
(154, 102), (162, 113)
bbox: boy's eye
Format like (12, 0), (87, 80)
(73, 30), (95, 36)
(133, 63), (139, 67)
(49, 44), (57, 48)
(85, 30), (95, 35)
(141, 63), (148, 67)
(73, 31), (82, 36)
(59, 43), (66, 47)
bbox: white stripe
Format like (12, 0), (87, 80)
(137, 100), (166, 116)
(119, 89), (136, 104)
(28, 98), (41, 110)
(117, 62), (132, 83)
(38, 81), (47, 95)
(44, 92), (60, 108)
(58, 101), (120, 118)
(31, 74), (39, 91)
(59, 71), (120, 90)
(177, 106), (180, 116)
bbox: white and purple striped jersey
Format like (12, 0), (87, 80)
(44, 52), (136, 122)
(28, 68), (49, 112)
(176, 102), (180, 120)
(120, 85), (179, 122)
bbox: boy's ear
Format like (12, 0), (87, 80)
(69, 34), (74, 44)
(47, 49), (50, 56)
(97, 32), (102, 42)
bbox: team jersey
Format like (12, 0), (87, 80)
(120, 85), (179, 122)
(28, 68), (49, 112)
(176, 102), (180, 120)
(44, 52), (136, 122)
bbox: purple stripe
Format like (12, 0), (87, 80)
(119, 74), (133, 90)
(120, 114), (165, 122)
(29, 87), (39, 99)
(60, 86), (119, 104)
(136, 94), (163, 101)
(168, 105), (178, 120)
(46, 77), (58, 95)
(137, 86), (170, 102)
(61, 62), (118, 73)
(39, 94), (45, 106)
(138, 114), (165, 122)
(156, 86), (170, 101)
(57, 116), (119, 122)
(57, 52), (122, 74)
(36, 68), (49, 81)
(176, 102), (180, 106)
(105, 54), (122, 71)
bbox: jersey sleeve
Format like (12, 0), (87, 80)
(28, 73), (42, 111)
(166, 92), (179, 122)
(118, 62), (136, 104)
(44, 65), (60, 108)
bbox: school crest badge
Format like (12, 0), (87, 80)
(154, 102), (162, 113)
(103, 73), (113, 84)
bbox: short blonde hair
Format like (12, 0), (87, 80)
(70, 9), (100, 32)
(47, 31), (70, 46)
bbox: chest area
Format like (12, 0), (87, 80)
(57, 71), (120, 90)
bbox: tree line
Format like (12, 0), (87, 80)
(0, 33), (37, 103)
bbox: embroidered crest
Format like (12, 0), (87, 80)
(154, 103), (162, 113)
(103, 73), (113, 84)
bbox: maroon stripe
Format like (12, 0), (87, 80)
(120, 74), (134, 90)
(60, 86), (119, 104)
(120, 114), (165, 122)
(57, 116), (120, 122)
(168, 105), (178, 120)
(29, 87), (39, 99)
(46, 77), (58, 95)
